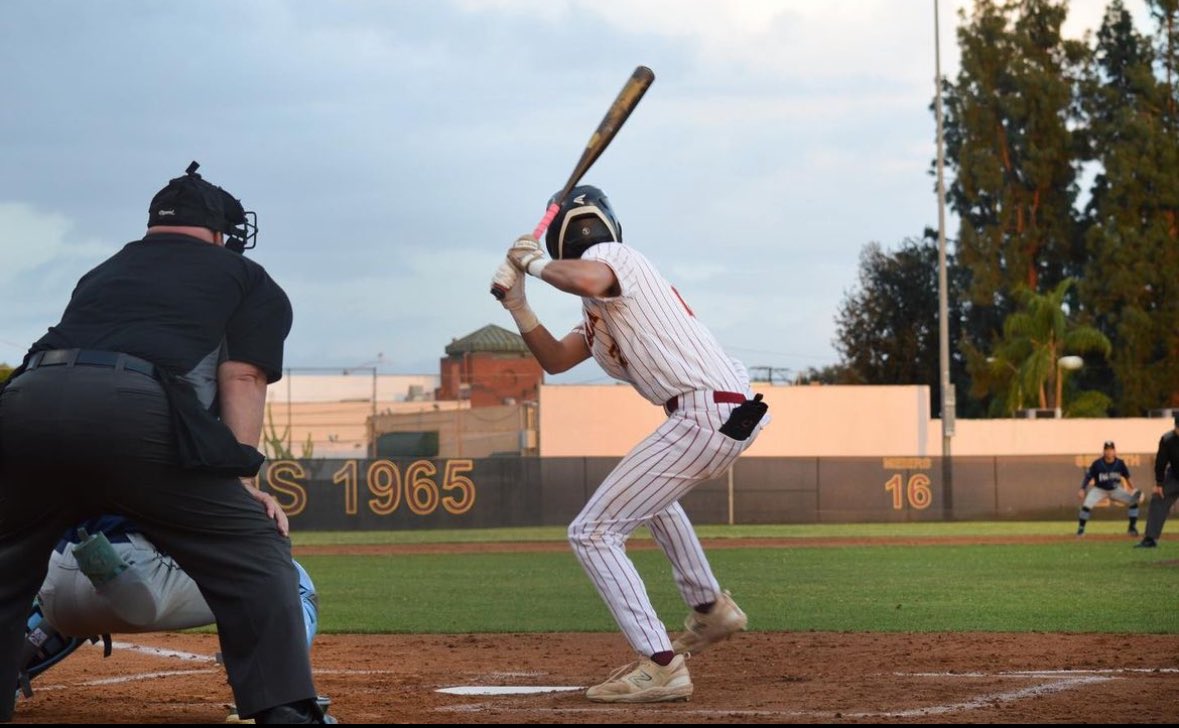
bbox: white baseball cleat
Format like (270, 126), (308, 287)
(585, 654), (692, 703)
(672, 590), (748, 655)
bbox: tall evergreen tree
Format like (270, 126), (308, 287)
(942, 0), (1088, 414)
(1079, 0), (1179, 414)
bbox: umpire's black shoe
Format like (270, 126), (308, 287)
(1134, 538), (1158, 549)
(253, 698), (333, 724)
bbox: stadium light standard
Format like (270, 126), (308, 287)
(934, 0), (955, 517)
(1056, 355), (1084, 419)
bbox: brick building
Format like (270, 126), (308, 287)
(436, 324), (544, 407)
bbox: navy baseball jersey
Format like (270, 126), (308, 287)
(1083, 457), (1131, 491)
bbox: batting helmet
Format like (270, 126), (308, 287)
(148, 161), (258, 253)
(545, 185), (622, 260)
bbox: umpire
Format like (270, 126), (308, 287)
(0, 163), (326, 723)
(1136, 413), (1179, 549)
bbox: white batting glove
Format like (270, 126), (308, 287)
(491, 258), (519, 301)
(491, 258), (539, 333)
(507, 235), (549, 278)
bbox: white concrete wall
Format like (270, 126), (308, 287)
(267, 373), (439, 404)
(538, 383), (1173, 459)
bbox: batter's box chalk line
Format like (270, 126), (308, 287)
(433, 666), (1178, 719)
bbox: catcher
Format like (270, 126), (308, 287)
(18, 514), (329, 720)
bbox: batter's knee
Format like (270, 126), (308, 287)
(567, 520), (623, 556)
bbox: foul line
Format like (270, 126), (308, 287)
(108, 641), (215, 662)
(34, 669), (220, 691)
(903, 668), (1179, 677)
(841, 676), (1111, 719)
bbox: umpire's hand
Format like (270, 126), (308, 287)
(242, 478), (290, 537)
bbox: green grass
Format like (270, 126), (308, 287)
(290, 521), (1116, 546)
(295, 523), (1179, 635)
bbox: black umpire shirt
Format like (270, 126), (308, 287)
(27, 233), (292, 472)
(32, 233), (291, 394)
(1154, 430), (1179, 484)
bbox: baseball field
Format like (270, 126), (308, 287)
(15, 521), (1179, 724)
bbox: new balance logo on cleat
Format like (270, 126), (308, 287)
(586, 655), (692, 703)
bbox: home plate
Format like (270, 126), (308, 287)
(437, 686), (583, 696)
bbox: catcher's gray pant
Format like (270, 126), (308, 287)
(40, 533), (214, 635)
(39, 535), (319, 648)
(0, 365), (316, 721)
(568, 391), (767, 657)
(1143, 474), (1179, 541)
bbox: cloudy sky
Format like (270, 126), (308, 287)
(0, 0), (1149, 383)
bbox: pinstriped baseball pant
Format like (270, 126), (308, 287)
(568, 391), (764, 656)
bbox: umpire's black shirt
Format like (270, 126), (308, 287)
(31, 233), (292, 408)
(1154, 429), (1179, 484)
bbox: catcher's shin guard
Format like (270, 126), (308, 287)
(18, 598), (109, 698)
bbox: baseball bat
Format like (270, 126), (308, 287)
(492, 65), (655, 299)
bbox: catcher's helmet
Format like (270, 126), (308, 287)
(545, 185), (621, 260)
(148, 161), (257, 253)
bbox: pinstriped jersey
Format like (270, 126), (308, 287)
(575, 243), (749, 406)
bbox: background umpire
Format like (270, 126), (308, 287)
(0, 163), (326, 723)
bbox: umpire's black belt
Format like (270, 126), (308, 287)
(27, 349), (160, 381)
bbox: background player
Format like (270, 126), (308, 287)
(1076, 440), (1141, 537)
(19, 515), (329, 719)
(492, 185), (769, 703)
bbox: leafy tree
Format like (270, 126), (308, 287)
(942, 0), (1089, 413)
(975, 279), (1112, 416)
(1077, 0), (1179, 415)
(794, 364), (859, 386)
(833, 234), (967, 416)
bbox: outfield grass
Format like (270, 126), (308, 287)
(290, 520), (1126, 546)
(294, 522), (1179, 635)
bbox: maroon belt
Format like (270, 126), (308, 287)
(665, 391), (746, 413)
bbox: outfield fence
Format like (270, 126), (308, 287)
(260, 453), (1169, 530)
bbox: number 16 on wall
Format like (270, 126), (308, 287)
(884, 473), (933, 510)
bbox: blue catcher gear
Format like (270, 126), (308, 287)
(17, 598), (110, 698)
(294, 560), (319, 649)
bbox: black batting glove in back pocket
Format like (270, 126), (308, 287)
(719, 394), (768, 441)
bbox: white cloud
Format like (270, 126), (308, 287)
(0, 202), (111, 362)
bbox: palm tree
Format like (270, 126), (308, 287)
(985, 279), (1112, 416)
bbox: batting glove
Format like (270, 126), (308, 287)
(507, 235), (549, 278)
(491, 258), (539, 333)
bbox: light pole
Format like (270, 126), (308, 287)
(934, 0), (955, 517)
(1056, 355), (1083, 418)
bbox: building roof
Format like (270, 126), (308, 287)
(444, 324), (530, 356)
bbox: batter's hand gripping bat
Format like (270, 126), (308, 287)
(492, 65), (655, 299)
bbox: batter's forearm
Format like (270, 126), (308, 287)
(521, 326), (589, 375)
